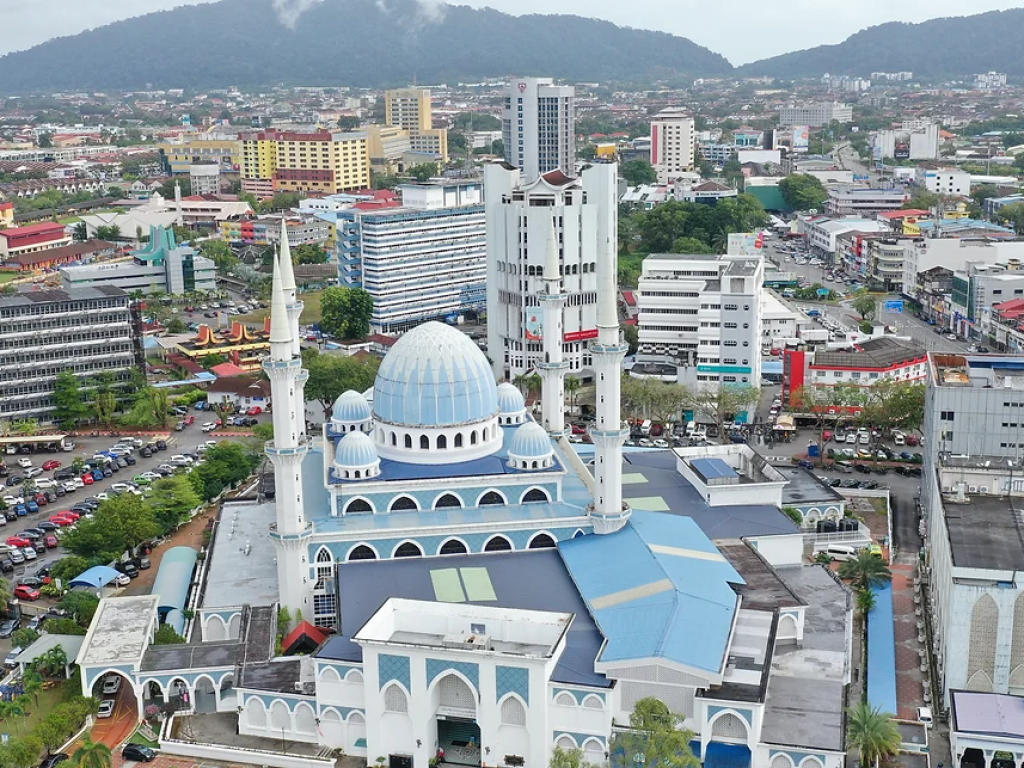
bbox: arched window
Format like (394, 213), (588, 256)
(437, 435), (447, 449)
(316, 548), (332, 563)
(454, 433), (463, 448)
(345, 498), (372, 514)
(522, 488), (550, 503)
(471, 430), (478, 445)
(390, 496), (417, 512)
(435, 493), (462, 509)
(582, 695), (604, 710)
(420, 435), (429, 449)
(501, 697), (527, 726)
(405, 434), (412, 449)
(394, 542), (423, 558)
(485, 535), (512, 552)
(354, 470), (361, 479)
(348, 545), (377, 561)
(531, 460), (538, 469)
(383, 684), (409, 713)
(479, 491), (504, 506)
(711, 712), (748, 740)
(391, 432), (397, 446)
(529, 533), (556, 549)
(968, 594), (999, 691)
(439, 539), (468, 556)
(555, 692), (576, 707)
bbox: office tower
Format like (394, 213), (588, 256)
(502, 77), (575, 183)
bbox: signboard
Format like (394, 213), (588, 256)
(885, 300), (904, 313)
(524, 313), (543, 341)
(894, 142), (911, 160)
(564, 329), (599, 342)
(792, 125), (810, 152)
(817, 288), (830, 297)
(727, 232), (764, 256)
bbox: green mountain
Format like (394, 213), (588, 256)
(740, 9), (1024, 79)
(0, 0), (733, 91)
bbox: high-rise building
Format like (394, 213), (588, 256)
(189, 164), (220, 196)
(502, 77), (575, 183)
(0, 285), (141, 420)
(239, 129), (370, 197)
(485, 161), (616, 379)
(384, 87), (448, 163)
(334, 181), (486, 334)
(778, 103), (853, 127)
(650, 108), (697, 183)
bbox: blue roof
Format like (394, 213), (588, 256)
(151, 547), (198, 616)
(559, 511), (743, 674)
(332, 390), (371, 423)
(319, 550), (610, 688)
(372, 321), (498, 428)
(496, 382), (526, 415)
(69, 565), (121, 589)
(509, 422), (554, 459)
(691, 457), (737, 481)
(334, 431), (378, 468)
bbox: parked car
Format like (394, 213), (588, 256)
(41, 460), (61, 471)
(122, 745), (156, 763)
(245, 406), (263, 416)
(13, 585), (40, 601)
(3, 645), (22, 666)
(96, 700), (115, 719)
(40, 754), (69, 768)
(0, 618), (19, 638)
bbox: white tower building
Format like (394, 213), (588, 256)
(650, 108), (696, 184)
(485, 161), (617, 380)
(501, 77), (575, 183)
(264, 245), (312, 620)
(537, 217), (568, 436)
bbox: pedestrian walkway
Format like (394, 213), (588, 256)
(891, 561), (926, 721)
(867, 582), (898, 715)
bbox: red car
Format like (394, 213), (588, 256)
(41, 460), (61, 471)
(34, 494), (47, 506)
(59, 510), (80, 521)
(184, 415), (195, 426)
(571, 424), (586, 435)
(81, 474), (94, 485)
(13, 585), (40, 601)
(44, 534), (58, 549)
(6, 535), (31, 548)
(246, 406), (262, 416)
(50, 515), (74, 527)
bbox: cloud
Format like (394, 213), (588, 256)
(271, 0), (324, 28)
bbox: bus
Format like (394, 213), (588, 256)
(0, 434), (75, 455)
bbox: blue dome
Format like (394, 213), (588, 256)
(332, 390), (371, 423)
(373, 322), (498, 427)
(334, 431), (378, 468)
(509, 422), (553, 459)
(496, 382), (526, 414)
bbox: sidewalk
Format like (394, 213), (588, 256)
(891, 559), (925, 721)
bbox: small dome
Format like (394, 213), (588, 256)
(332, 390), (371, 424)
(509, 422), (553, 461)
(373, 322), (497, 428)
(496, 382), (526, 414)
(334, 431), (378, 469)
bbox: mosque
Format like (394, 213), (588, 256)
(73, 210), (852, 768)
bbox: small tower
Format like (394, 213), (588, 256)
(263, 247), (312, 619)
(588, 232), (630, 534)
(277, 218), (304, 359)
(536, 217), (569, 436)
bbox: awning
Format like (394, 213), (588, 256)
(774, 415), (796, 431)
(704, 743), (751, 768)
(69, 565), (122, 589)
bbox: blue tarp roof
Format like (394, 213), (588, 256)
(867, 582), (898, 715)
(691, 457), (738, 480)
(69, 565), (121, 589)
(151, 547), (198, 616)
(559, 511), (744, 674)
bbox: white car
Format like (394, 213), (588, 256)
(2, 496), (20, 506)
(21, 547), (36, 561)
(34, 478), (54, 489)
(24, 466), (43, 478)
(97, 700), (115, 719)
(110, 483), (132, 494)
(63, 481), (78, 493)
(169, 455), (194, 465)
(893, 431), (906, 445)
(101, 675), (122, 694)
(139, 472), (161, 481)
(845, 433), (857, 445)
(16, 458), (32, 469)
(653, 438), (669, 449)
(201, 422), (217, 432)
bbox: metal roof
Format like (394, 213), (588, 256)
(559, 511), (743, 674)
(952, 690), (1024, 738)
(151, 547), (198, 616)
(69, 565), (122, 589)
(690, 457), (737, 482)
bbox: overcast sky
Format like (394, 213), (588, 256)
(0, 0), (1022, 65)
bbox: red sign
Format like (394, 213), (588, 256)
(564, 329), (599, 342)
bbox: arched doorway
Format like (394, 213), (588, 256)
(961, 749), (986, 768)
(432, 674), (480, 766)
(218, 673), (236, 709)
(90, 670), (139, 739)
(193, 676), (217, 713)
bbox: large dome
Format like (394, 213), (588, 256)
(373, 322), (498, 428)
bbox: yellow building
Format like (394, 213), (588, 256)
(364, 125), (412, 173)
(385, 88), (448, 163)
(159, 137), (242, 175)
(239, 130), (370, 196)
(0, 202), (13, 229)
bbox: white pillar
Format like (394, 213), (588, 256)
(538, 216), (568, 436)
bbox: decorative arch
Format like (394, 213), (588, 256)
(315, 547), (333, 564)
(484, 534), (513, 552)
(204, 614), (227, 642)
(320, 707), (344, 724)
(344, 497), (374, 515)
(556, 735), (578, 750)
(778, 614), (799, 637)
(390, 495), (418, 512)
(500, 694), (527, 726)
(347, 711), (366, 751)
(245, 696), (267, 728)
(438, 538), (469, 556)
(1010, 592), (1024, 684)
(345, 670), (364, 684)
(799, 758), (823, 768)
(431, 671), (477, 711)
(393, 541), (424, 558)
(319, 666), (341, 683)
(582, 694), (604, 710)
(437, 435), (447, 450)
(967, 670), (994, 692)
(434, 492), (463, 509)
(967, 593), (999, 687)
(770, 755), (794, 768)
(294, 702), (316, 734)
(347, 543), (379, 561)
(521, 487), (550, 503)
(140, 678), (167, 700)
(193, 673), (217, 697)
(420, 435), (429, 449)
(555, 691), (576, 707)
(582, 738), (606, 764)
(710, 711), (749, 741)
(528, 531), (556, 549)
(227, 612), (241, 638)
(383, 683), (410, 713)
(573, 528), (586, 538)
(478, 489), (507, 506)
(269, 699), (291, 730)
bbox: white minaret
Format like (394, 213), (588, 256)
(537, 216), (569, 436)
(263, 247), (312, 619)
(588, 225), (630, 533)
(174, 181), (183, 227)
(277, 218), (304, 359)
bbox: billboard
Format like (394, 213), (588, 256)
(791, 125), (810, 152)
(525, 313), (543, 341)
(727, 232), (765, 256)
(564, 329), (599, 343)
(894, 142), (911, 160)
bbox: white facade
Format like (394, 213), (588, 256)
(635, 253), (764, 388)
(485, 162), (616, 379)
(801, 217), (887, 256)
(189, 164), (221, 196)
(975, 72), (1008, 89)
(778, 103), (852, 127)
(903, 240), (1024, 302)
(874, 122), (940, 161)
(917, 167), (971, 196)
(502, 77), (575, 183)
(650, 108), (696, 183)
(825, 187), (908, 217)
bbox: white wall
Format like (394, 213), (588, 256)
(747, 534), (804, 566)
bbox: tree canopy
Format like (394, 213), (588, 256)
(302, 349), (381, 418)
(631, 196), (768, 254)
(610, 698), (700, 768)
(319, 286), (374, 340)
(778, 174), (827, 212)
(621, 159), (658, 186)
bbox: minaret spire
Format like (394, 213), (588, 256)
(537, 215), (569, 436)
(278, 217), (303, 357)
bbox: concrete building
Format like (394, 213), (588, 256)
(917, 167), (971, 196)
(698, 142), (736, 166)
(835, 233), (914, 290)
(364, 125), (412, 174)
(650, 108), (696, 183)
(902, 240), (1024, 319)
(502, 77), (575, 183)
(874, 122), (940, 161)
(786, 337), (927, 393)
(384, 88), (448, 162)
(975, 72), (1008, 89)
(634, 252), (764, 389)
(825, 187), (909, 217)
(220, 215), (330, 247)
(485, 162), (615, 379)
(61, 226), (216, 296)
(0, 222), (72, 260)
(239, 129), (371, 196)
(949, 261), (1024, 339)
(158, 137), (241, 175)
(778, 103), (852, 127)
(0, 201), (13, 228)
(0, 285), (140, 420)
(189, 164), (221, 196)
(333, 181), (486, 333)
(800, 216), (888, 259)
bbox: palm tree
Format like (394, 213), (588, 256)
(22, 672), (42, 706)
(838, 549), (892, 591)
(847, 702), (902, 768)
(856, 587), (876, 618)
(71, 222), (89, 242)
(72, 737), (112, 768)
(565, 375), (581, 417)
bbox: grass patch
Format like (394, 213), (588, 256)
(13, 681), (68, 735)
(131, 726), (160, 748)
(238, 288), (324, 326)
(868, 497), (888, 516)
(0, 272), (19, 284)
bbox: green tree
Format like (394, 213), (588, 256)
(623, 324), (639, 355)
(621, 159), (658, 186)
(91, 390), (118, 429)
(779, 174), (828, 212)
(157, 177), (191, 199)
(790, 383), (866, 458)
(72, 736), (112, 768)
(970, 184), (1001, 217)
(58, 592), (100, 626)
(685, 384), (761, 443)
(49, 556), (92, 586)
(319, 286), (374, 340)
(149, 474), (202, 534)
(856, 586), (876, 617)
(292, 243), (329, 265)
(565, 375), (582, 416)
(62, 494), (159, 562)
(51, 371), (88, 429)
(40, 619), (86, 638)
(154, 624), (186, 645)
(995, 202), (1024, 235)
(610, 698), (700, 768)
(549, 747), (595, 768)
(189, 441), (259, 500)
(670, 237), (715, 254)
(337, 115), (361, 131)
(852, 292), (877, 322)
(95, 225), (122, 242)
(166, 317), (188, 334)
(838, 549), (892, 591)
(21, 672), (42, 707)
(300, 349), (380, 418)
(407, 163), (439, 183)
(847, 703), (901, 768)
(10, 628), (39, 650)
(199, 239), (239, 271)
(71, 221), (89, 242)
(37, 133), (53, 149)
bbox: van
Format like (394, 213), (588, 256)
(640, 420), (653, 436)
(824, 544), (857, 562)
(832, 461), (854, 474)
(916, 706), (932, 727)
(685, 421), (697, 437)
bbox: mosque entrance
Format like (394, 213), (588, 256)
(437, 717), (481, 767)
